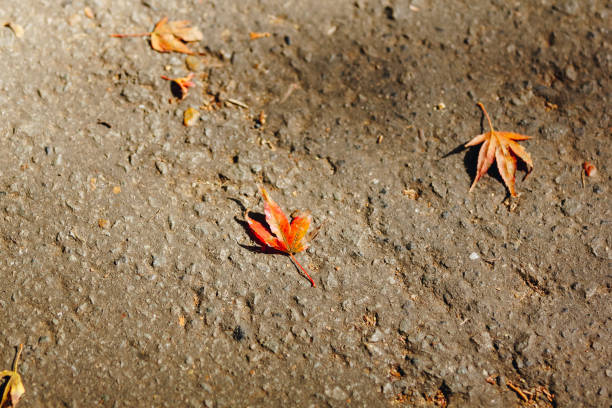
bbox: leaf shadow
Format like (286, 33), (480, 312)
(441, 142), (481, 184)
(464, 147), (509, 189)
(168, 81), (185, 99)
(228, 197), (246, 212)
(228, 197), (279, 254)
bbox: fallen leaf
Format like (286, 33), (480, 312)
(161, 73), (195, 100)
(465, 103), (534, 196)
(183, 107), (200, 126)
(111, 17), (202, 55)
(245, 187), (320, 287)
(0, 344), (25, 408)
(151, 18), (202, 54)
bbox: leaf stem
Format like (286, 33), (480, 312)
(110, 32), (151, 38)
(477, 102), (495, 133)
(289, 253), (316, 287)
(13, 344), (23, 371)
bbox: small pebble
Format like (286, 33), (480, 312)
(185, 56), (203, 71)
(469, 252), (480, 260)
(183, 107), (200, 126)
(565, 65), (577, 81)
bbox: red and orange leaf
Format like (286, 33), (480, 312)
(245, 187), (319, 287)
(465, 103), (534, 197)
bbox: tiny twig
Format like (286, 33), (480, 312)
(280, 83), (300, 103)
(289, 253), (316, 287)
(482, 257), (498, 265)
(226, 99), (249, 109)
(506, 380), (529, 402)
(540, 386), (554, 402)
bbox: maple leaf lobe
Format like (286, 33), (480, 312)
(261, 187), (292, 250)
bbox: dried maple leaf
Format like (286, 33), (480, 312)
(465, 103), (534, 196)
(0, 344), (25, 408)
(111, 17), (203, 55)
(161, 73), (195, 100)
(150, 17), (202, 54)
(245, 187), (320, 287)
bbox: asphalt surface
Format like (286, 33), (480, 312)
(0, 0), (610, 406)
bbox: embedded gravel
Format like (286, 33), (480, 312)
(0, 0), (610, 407)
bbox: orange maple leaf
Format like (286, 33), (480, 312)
(465, 103), (534, 197)
(111, 17), (203, 55)
(245, 187), (320, 287)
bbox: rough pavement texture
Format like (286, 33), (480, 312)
(1, 0), (610, 406)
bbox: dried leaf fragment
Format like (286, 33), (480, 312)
(183, 107), (200, 126)
(111, 17), (203, 55)
(84, 7), (95, 19)
(1, 344), (25, 408)
(465, 103), (534, 196)
(583, 161), (597, 177)
(485, 374), (498, 385)
(161, 73), (195, 100)
(249, 32), (271, 40)
(245, 187), (320, 287)
(402, 188), (419, 200)
(2, 22), (24, 38)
